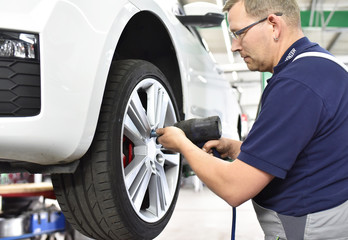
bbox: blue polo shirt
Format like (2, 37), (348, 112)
(238, 37), (348, 216)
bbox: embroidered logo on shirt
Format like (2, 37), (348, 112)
(285, 48), (296, 61)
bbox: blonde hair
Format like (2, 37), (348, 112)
(223, 0), (301, 28)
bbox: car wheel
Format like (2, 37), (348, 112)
(52, 60), (182, 240)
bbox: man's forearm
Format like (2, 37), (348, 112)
(179, 139), (247, 206)
(179, 138), (272, 207)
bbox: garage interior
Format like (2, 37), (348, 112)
(0, 0), (347, 239)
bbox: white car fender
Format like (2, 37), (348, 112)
(0, 1), (139, 164)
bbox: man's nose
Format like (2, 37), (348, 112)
(231, 39), (242, 52)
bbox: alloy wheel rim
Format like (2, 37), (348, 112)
(121, 78), (180, 222)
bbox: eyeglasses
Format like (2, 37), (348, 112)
(230, 12), (283, 40)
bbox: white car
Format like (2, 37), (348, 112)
(0, 0), (242, 239)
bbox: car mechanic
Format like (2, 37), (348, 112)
(156, 0), (348, 239)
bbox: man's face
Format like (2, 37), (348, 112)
(228, 1), (273, 72)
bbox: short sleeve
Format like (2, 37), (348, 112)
(238, 78), (325, 179)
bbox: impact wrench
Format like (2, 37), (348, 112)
(151, 116), (222, 156)
(150, 115), (222, 143)
(151, 116), (236, 240)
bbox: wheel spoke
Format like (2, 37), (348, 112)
(124, 152), (147, 190)
(147, 176), (161, 216)
(157, 163), (171, 206)
(128, 91), (151, 137)
(156, 89), (169, 128)
(147, 83), (172, 128)
(162, 152), (180, 167)
(124, 115), (144, 145)
(147, 164), (170, 217)
(130, 160), (153, 212)
(146, 83), (160, 126)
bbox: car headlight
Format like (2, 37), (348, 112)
(0, 31), (39, 59)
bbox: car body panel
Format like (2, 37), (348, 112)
(0, 0), (241, 166)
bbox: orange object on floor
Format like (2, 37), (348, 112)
(0, 182), (55, 199)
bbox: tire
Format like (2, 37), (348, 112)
(52, 60), (182, 240)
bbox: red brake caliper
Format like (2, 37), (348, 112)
(123, 136), (134, 167)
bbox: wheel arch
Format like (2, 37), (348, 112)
(113, 11), (184, 120)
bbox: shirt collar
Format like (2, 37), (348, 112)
(270, 37), (318, 81)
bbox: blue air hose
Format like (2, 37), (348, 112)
(231, 207), (236, 240)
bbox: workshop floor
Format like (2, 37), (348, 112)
(76, 177), (264, 240)
(155, 179), (264, 240)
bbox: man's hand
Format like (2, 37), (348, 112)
(202, 137), (242, 159)
(156, 126), (188, 153)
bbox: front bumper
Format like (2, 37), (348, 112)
(0, 59), (40, 117)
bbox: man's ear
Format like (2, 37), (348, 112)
(267, 14), (281, 40)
